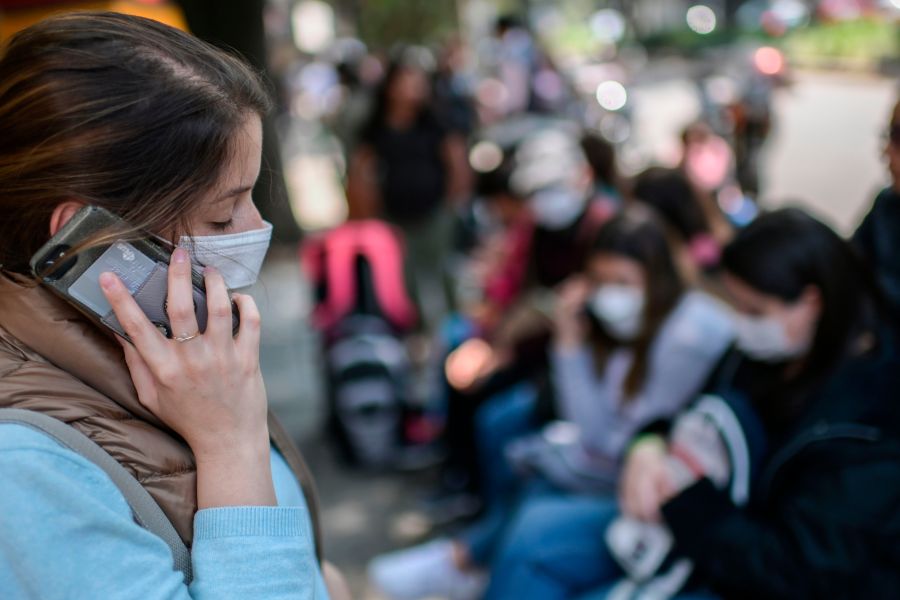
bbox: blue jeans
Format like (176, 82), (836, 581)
(475, 382), (539, 509)
(459, 382), (543, 565)
(484, 495), (719, 600)
(484, 495), (621, 600)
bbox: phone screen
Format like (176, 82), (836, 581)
(68, 241), (157, 317)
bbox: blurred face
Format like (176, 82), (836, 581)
(586, 253), (646, 292)
(585, 252), (647, 341)
(722, 272), (822, 362)
(180, 114), (264, 238)
(884, 101), (900, 193)
(527, 168), (593, 231)
(388, 67), (430, 108)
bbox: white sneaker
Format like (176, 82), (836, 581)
(368, 539), (488, 600)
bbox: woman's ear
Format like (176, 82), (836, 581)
(49, 201), (86, 236)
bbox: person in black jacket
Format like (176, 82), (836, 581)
(853, 98), (900, 318)
(483, 208), (900, 600)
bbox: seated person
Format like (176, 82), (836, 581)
(436, 123), (617, 502)
(631, 167), (724, 274)
(476, 123), (616, 330)
(484, 208), (900, 600)
(368, 206), (735, 600)
(604, 391), (766, 597)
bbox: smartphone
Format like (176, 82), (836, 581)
(29, 206), (239, 342)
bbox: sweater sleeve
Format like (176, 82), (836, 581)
(630, 336), (727, 429)
(624, 293), (735, 440)
(550, 294), (733, 459)
(550, 344), (611, 428)
(0, 424), (322, 600)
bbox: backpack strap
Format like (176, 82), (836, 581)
(301, 224), (358, 332)
(0, 408), (193, 584)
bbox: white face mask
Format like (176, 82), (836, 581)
(179, 221), (273, 289)
(733, 313), (810, 362)
(528, 186), (587, 231)
(589, 285), (645, 341)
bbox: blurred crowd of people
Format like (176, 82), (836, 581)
(300, 15), (900, 600)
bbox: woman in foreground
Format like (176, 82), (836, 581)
(0, 12), (344, 599)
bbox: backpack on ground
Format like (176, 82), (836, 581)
(301, 221), (420, 468)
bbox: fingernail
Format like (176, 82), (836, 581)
(173, 248), (188, 264)
(203, 266), (217, 276)
(99, 272), (117, 290)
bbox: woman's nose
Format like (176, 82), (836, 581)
(239, 200), (265, 232)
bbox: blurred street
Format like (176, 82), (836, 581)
(559, 67), (895, 232)
(762, 69), (895, 231)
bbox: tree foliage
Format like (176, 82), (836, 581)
(334, 0), (459, 50)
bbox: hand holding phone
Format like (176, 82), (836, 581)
(101, 253), (276, 507)
(29, 206), (238, 342)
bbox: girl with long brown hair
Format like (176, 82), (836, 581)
(0, 11), (342, 598)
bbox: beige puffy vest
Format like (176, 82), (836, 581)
(0, 272), (322, 556)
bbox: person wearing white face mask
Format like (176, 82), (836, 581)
(425, 123), (617, 513)
(540, 206), (734, 493)
(586, 284), (646, 342)
(0, 13), (351, 600)
(368, 206), (734, 600)
(731, 306), (815, 363)
(176, 221), (274, 290)
(486, 208), (900, 600)
(500, 123), (616, 293)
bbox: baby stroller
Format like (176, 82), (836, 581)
(302, 220), (425, 468)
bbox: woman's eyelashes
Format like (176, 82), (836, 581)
(208, 218), (234, 232)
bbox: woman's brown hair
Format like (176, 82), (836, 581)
(0, 11), (271, 273)
(588, 205), (685, 399)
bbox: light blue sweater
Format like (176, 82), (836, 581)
(0, 423), (329, 599)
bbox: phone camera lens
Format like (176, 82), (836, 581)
(38, 245), (75, 281)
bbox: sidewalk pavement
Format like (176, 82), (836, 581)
(250, 245), (440, 598)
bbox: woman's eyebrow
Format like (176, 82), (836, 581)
(218, 185), (253, 200)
